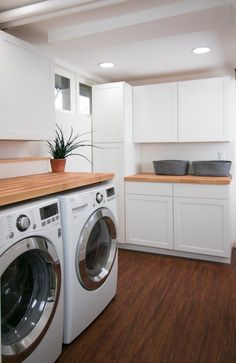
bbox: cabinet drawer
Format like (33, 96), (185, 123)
(173, 184), (229, 199)
(125, 182), (172, 196)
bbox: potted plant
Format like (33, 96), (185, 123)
(47, 124), (93, 172)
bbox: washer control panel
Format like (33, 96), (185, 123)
(0, 200), (60, 244)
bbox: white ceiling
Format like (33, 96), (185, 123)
(0, 0), (236, 82)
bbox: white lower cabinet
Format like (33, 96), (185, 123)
(126, 194), (173, 249)
(173, 184), (230, 258)
(125, 182), (173, 249)
(125, 181), (231, 261)
(174, 197), (229, 257)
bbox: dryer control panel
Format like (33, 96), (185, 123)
(94, 186), (115, 206)
(106, 186), (115, 200)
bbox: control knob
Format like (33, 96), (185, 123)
(96, 192), (104, 204)
(16, 214), (30, 232)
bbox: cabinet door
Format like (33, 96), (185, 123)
(0, 31), (54, 140)
(92, 83), (124, 143)
(126, 194), (173, 249)
(93, 143), (125, 244)
(174, 197), (230, 257)
(133, 83), (178, 142)
(178, 77), (230, 141)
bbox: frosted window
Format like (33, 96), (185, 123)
(55, 74), (71, 111)
(79, 83), (92, 115)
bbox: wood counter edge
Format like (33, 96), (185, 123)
(124, 173), (232, 185)
(0, 172), (114, 206)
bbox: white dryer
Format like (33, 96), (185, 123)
(59, 181), (118, 344)
(0, 197), (64, 363)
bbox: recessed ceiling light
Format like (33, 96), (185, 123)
(192, 47), (211, 55)
(98, 62), (114, 68)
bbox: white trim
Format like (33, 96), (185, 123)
(54, 58), (106, 84)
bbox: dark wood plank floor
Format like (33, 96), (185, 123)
(57, 249), (236, 363)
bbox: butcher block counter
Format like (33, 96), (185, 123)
(124, 173), (231, 185)
(0, 172), (114, 206)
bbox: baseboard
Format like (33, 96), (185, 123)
(118, 243), (231, 264)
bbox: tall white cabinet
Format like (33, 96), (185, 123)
(92, 82), (140, 243)
(0, 31), (54, 140)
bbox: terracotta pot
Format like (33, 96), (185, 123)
(50, 159), (66, 173)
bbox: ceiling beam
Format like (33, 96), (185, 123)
(0, 0), (129, 28)
(48, 0), (235, 43)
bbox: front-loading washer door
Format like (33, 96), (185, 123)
(1, 236), (61, 363)
(76, 207), (117, 291)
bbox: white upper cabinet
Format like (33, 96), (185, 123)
(178, 77), (230, 142)
(92, 82), (132, 143)
(133, 83), (178, 142)
(133, 77), (231, 143)
(0, 31), (54, 140)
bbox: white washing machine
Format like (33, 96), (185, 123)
(59, 181), (118, 344)
(0, 197), (64, 363)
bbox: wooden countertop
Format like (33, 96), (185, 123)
(0, 172), (114, 206)
(124, 173), (231, 185)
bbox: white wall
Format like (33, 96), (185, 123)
(0, 140), (46, 158)
(141, 142), (235, 174)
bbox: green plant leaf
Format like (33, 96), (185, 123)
(47, 123), (96, 162)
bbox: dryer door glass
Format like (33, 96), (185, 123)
(76, 207), (117, 290)
(1, 237), (61, 360)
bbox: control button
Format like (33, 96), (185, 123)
(42, 221), (46, 227)
(56, 215), (59, 220)
(9, 232), (14, 239)
(52, 217), (55, 222)
(47, 219), (51, 224)
(16, 215), (30, 232)
(33, 223), (37, 230)
(96, 192), (104, 204)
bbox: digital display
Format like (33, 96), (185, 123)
(40, 203), (59, 220)
(106, 187), (115, 198)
